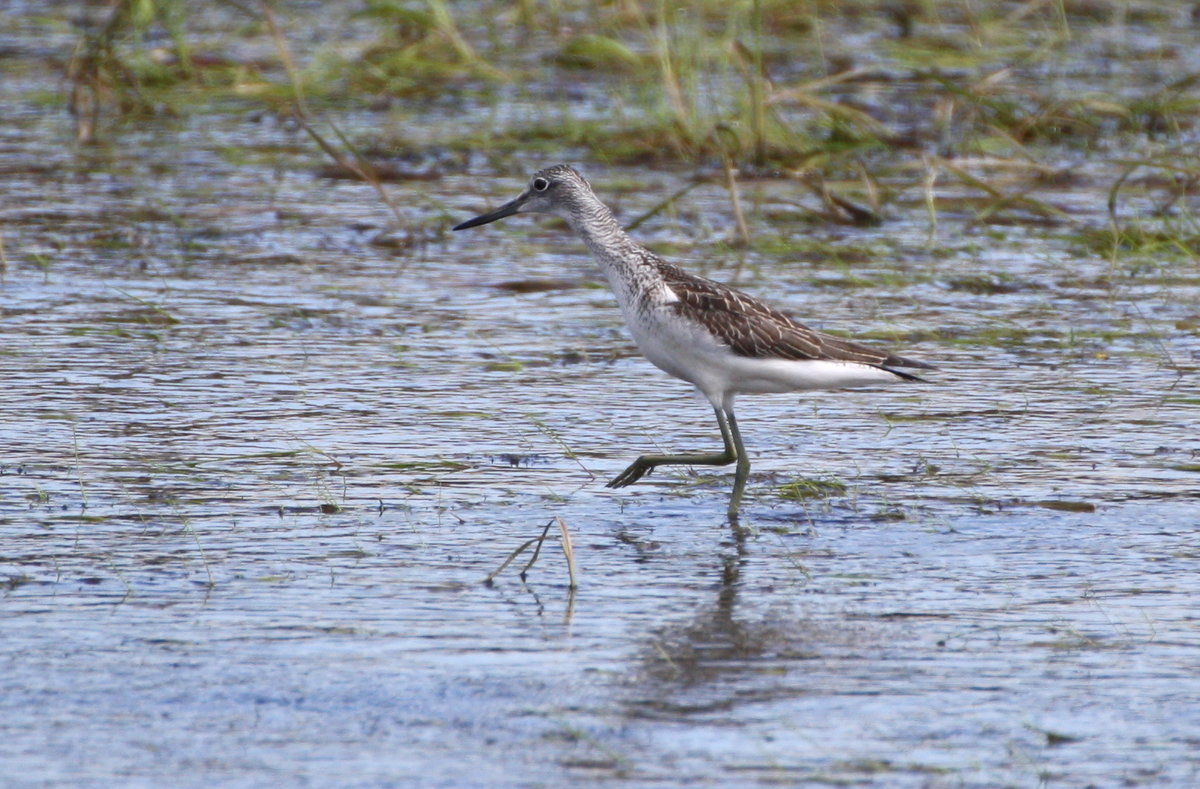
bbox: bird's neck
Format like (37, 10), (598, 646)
(565, 200), (654, 278)
(564, 198), (668, 313)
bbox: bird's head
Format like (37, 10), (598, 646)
(452, 165), (593, 230)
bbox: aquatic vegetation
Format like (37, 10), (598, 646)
(777, 476), (848, 501)
(58, 0), (1200, 232)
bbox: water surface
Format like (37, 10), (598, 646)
(2, 4), (1199, 787)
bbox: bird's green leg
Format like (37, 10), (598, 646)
(725, 410), (750, 520)
(607, 406), (738, 489)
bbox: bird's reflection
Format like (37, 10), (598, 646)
(626, 523), (810, 714)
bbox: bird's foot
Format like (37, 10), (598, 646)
(606, 457), (656, 488)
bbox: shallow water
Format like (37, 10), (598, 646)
(4, 4), (1200, 787)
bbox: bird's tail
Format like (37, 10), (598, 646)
(881, 352), (936, 382)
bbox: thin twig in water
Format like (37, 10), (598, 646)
(260, 0), (405, 227)
(259, 1), (308, 116)
(483, 534), (546, 585)
(722, 155), (751, 247)
(557, 516), (578, 589)
(938, 158), (1074, 226)
(624, 179), (704, 232)
(922, 154), (939, 247)
(528, 415), (595, 479)
(69, 417), (89, 511)
(175, 505), (215, 589)
(482, 517), (578, 589)
(519, 518), (555, 579)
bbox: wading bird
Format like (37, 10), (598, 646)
(453, 165), (932, 520)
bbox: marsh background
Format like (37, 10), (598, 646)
(2, 1), (1198, 786)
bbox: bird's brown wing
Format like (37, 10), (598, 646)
(658, 263), (931, 372)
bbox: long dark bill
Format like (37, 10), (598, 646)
(451, 193), (529, 231)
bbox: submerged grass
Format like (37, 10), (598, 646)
(778, 477), (848, 501)
(58, 1), (1200, 230)
(55, 3), (1191, 159)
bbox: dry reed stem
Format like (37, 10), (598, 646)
(260, 0), (406, 228)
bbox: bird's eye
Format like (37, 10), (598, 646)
(532, 177), (550, 192)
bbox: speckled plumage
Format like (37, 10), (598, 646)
(453, 164), (934, 519)
(658, 259), (924, 373)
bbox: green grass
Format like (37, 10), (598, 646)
(778, 477), (847, 501)
(46, 0), (1200, 276)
